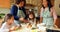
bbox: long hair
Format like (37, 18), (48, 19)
(42, 0), (53, 11)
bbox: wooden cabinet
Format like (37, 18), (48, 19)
(26, 0), (38, 5)
(0, 0), (11, 8)
(26, 0), (42, 14)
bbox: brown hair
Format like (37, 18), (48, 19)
(42, 0), (53, 11)
(4, 14), (13, 22)
(29, 11), (35, 19)
(15, 0), (26, 6)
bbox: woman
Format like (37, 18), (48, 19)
(10, 0), (26, 26)
(40, 0), (57, 28)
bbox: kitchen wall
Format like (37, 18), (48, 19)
(0, 0), (11, 14)
(0, 0), (42, 14)
(0, 0), (11, 8)
(54, 0), (60, 16)
(0, 0), (60, 16)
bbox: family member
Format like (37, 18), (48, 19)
(40, 0), (57, 28)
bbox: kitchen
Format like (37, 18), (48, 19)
(0, 0), (60, 32)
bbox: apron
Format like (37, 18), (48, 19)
(14, 6), (25, 26)
(17, 7), (25, 18)
(41, 8), (54, 28)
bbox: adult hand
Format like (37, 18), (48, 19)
(54, 19), (58, 28)
(54, 22), (58, 28)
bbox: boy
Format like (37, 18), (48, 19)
(0, 14), (16, 32)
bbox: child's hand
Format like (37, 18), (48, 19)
(10, 26), (15, 31)
(9, 26), (18, 32)
(12, 26), (20, 30)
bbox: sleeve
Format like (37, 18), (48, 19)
(14, 16), (19, 20)
(51, 7), (57, 20)
(0, 23), (9, 32)
(10, 5), (19, 20)
(2, 29), (9, 32)
(0, 29), (9, 32)
(40, 8), (43, 17)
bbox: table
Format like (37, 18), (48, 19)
(11, 23), (46, 32)
(12, 28), (39, 32)
(11, 23), (60, 32)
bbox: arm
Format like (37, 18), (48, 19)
(10, 5), (19, 20)
(51, 7), (57, 27)
(40, 8), (43, 23)
(40, 17), (43, 23)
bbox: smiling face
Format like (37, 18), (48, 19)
(29, 14), (34, 19)
(43, 0), (48, 7)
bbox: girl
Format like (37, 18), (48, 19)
(28, 11), (36, 24)
(0, 14), (15, 32)
(28, 11), (36, 28)
(40, 0), (57, 28)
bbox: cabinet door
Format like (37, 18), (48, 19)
(0, 0), (11, 8)
(32, 0), (37, 5)
(26, 0), (37, 5)
(26, 0), (31, 4)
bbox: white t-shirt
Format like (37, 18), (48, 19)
(0, 22), (11, 32)
(0, 22), (16, 32)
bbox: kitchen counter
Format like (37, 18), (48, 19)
(47, 27), (60, 32)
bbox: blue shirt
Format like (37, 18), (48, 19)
(10, 5), (26, 20)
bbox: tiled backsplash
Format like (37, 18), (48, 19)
(0, 8), (10, 14)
